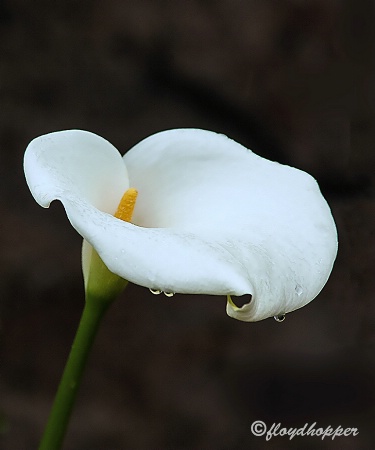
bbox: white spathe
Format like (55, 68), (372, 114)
(24, 128), (338, 321)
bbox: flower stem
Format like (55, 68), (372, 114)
(38, 295), (111, 450)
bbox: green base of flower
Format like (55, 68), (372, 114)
(85, 248), (128, 305)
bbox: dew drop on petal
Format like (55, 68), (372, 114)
(295, 284), (303, 296)
(149, 288), (162, 295)
(274, 314), (286, 322)
(164, 291), (174, 297)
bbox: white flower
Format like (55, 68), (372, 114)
(24, 129), (337, 321)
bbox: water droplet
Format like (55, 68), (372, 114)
(295, 284), (303, 296)
(274, 314), (286, 322)
(164, 291), (174, 297)
(149, 288), (162, 295)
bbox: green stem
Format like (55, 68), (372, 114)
(38, 295), (110, 450)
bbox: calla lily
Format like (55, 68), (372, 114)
(24, 128), (337, 321)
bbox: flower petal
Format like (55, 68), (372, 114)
(24, 129), (338, 322)
(24, 130), (129, 213)
(124, 129), (337, 320)
(63, 195), (254, 296)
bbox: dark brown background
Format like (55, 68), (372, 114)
(1, 0), (374, 449)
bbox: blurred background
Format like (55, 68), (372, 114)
(1, 0), (374, 449)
